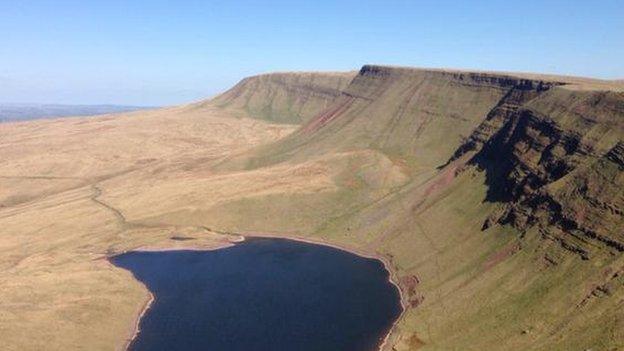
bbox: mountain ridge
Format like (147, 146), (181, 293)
(207, 64), (624, 350)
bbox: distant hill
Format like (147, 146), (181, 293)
(206, 71), (355, 124)
(0, 103), (154, 122)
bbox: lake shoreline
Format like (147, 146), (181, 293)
(241, 233), (408, 351)
(110, 233), (408, 351)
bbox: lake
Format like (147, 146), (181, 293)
(111, 237), (403, 351)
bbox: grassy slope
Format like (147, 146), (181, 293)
(232, 67), (510, 170)
(0, 66), (622, 351)
(205, 71), (355, 124)
(0, 105), (298, 350)
(205, 66), (624, 350)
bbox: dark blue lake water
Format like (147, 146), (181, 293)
(111, 238), (402, 351)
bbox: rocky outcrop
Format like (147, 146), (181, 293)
(452, 87), (624, 257)
(606, 141), (624, 167)
(448, 82), (562, 170)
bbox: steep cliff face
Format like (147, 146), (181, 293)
(454, 88), (624, 259)
(243, 65), (567, 170)
(206, 71), (355, 124)
(218, 66), (624, 350)
(228, 68), (623, 260)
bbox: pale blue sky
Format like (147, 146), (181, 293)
(1, 1), (622, 105)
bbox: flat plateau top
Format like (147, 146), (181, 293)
(256, 65), (624, 92)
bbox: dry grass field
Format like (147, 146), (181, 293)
(0, 104), (301, 350)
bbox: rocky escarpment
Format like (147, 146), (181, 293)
(232, 67), (623, 259)
(212, 66), (624, 350)
(207, 71), (355, 124)
(247, 65), (571, 169)
(455, 88), (624, 259)
(447, 81), (562, 171)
